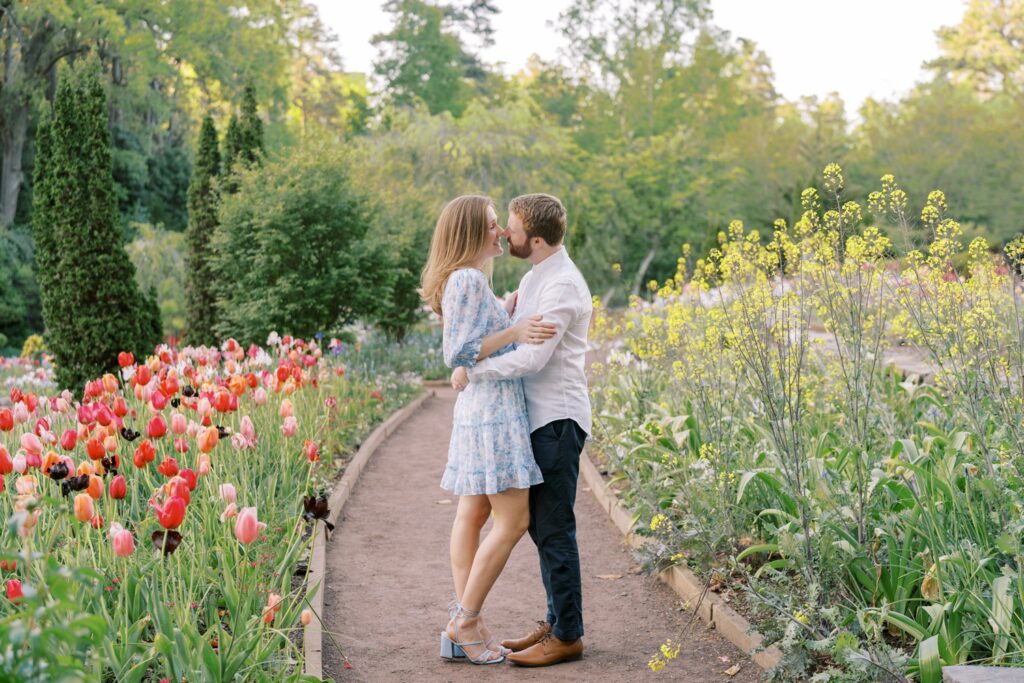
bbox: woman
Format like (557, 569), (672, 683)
(420, 195), (555, 665)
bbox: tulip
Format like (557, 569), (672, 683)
(279, 398), (294, 418)
(304, 439), (320, 462)
(90, 513), (104, 529)
(24, 451), (40, 470)
(12, 403), (28, 424)
(196, 397), (212, 416)
(253, 388), (267, 406)
(103, 435), (118, 452)
(150, 496), (186, 529)
(112, 396), (129, 418)
(74, 493), (94, 522)
(20, 433), (42, 457)
(174, 438), (189, 453)
(0, 408), (13, 432)
(118, 351), (135, 368)
(262, 592), (283, 624)
(166, 477), (191, 504)
(179, 468), (197, 491)
(280, 416), (297, 437)
(109, 474), (127, 499)
(300, 608), (313, 625)
(170, 412), (187, 435)
(111, 527), (135, 556)
(230, 433), (248, 450)
(0, 446), (11, 474)
(101, 373), (118, 394)
(219, 502), (238, 523)
(219, 483), (236, 503)
(60, 429), (77, 451)
(240, 416), (256, 445)
(214, 391), (231, 413)
(157, 457), (179, 478)
(197, 454), (211, 476)
(12, 453), (26, 474)
(86, 437), (105, 460)
(96, 405), (113, 427)
(147, 415), (167, 439)
(234, 507), (265, 544)
(135, 364), (152, 386)
(6, 578), (23, 601)
(197, 426), (219, 454)
(86, 474), (103, 500)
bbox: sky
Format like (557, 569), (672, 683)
(318, 0), (969, 111)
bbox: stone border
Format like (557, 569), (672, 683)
(579, 452), (783, 670)
(303, 389), (435, 678)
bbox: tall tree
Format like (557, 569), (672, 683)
(184, 114), (220, 346)
(32, 65), (157, 391)
(372, 0), (497, 116)
(223, 83), (264, 180)
(929, 0), (1024, 101)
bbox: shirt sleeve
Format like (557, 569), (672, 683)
(442, 270), (492, 369)
(468, 279), (578, 380)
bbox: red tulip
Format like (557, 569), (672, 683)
(90, 513), (104, 529)
(214, 391), (231, 413)
(6, 578), (23, 601)
(59, 429), (78, 451)
(0, 446), (11, 475)
(234, 507), (265, 544)
(156, 457), (179, 478)
(151, 390), (169, 411)
(86, 437), (105, 460)
(96, 405), (113, 427)
(109, 475), (127, 499)
(112, 396), (129, 418)
(147, 415), (167, 439)
(150, 496), (186, 529)
(304, 439), (320, 463)
(133, 439), (156, 468)
(118, 351), (134, 368)
(179, 468), (197, 491)
(166, 477), (190, 504)
(135, 365), (152, 386)
(0, 559), (15, 571)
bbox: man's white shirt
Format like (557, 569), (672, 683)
(469, 246), (592, 435)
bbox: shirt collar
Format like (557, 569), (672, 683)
(530, 245), (567, 278)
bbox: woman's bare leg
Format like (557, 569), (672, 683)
(450, 495), (491, 602)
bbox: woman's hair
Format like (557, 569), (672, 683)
(420, 195), (494, 316)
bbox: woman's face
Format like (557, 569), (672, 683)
(483, 205), (504, 259)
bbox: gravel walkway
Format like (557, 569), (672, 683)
(321, 388), (760, 682)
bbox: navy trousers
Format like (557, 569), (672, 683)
(528, 418), (587, 641)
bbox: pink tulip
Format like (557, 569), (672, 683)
(234, 506), (265, 544)
(253, 388), (267, 406)
(12, 453), (26, 474)
(20, 433), (42, 457)
(13, 402), (29, 424)
(219, 502), (238, 523)
(230, 433), (248, 450)
(111, 527), (135, 557)
(15, 475), (37, 495)
(171, 412), (187, 435)
(219, 483), (236, 503)
(279, 399), (294, 418)
(196, 397), (212, 416)
(280, 416), (297, 437)
(197, 454), (211, 476)
(240, 416), (257, 445)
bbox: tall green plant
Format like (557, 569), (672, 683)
(32, 65), (158, 392)
(185, 115), (222, 346)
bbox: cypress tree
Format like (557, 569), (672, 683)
(184, 114), (221, 345)
(222, 115), (243, 183)
(32, 66), (156, 392)
(238, 82), (264, 167)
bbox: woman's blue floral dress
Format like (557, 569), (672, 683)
(440, 268), (543, 495)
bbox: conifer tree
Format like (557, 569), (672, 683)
(32, 66), (158, 392)
(184, 114), (221, 345)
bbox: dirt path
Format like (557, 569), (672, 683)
(322, 388), (760, 682)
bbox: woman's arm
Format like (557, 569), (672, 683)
(476, 315), (555, 361)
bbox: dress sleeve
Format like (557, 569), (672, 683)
(442, 270), (492, 369)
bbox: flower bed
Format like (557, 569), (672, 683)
(590, 167), (1024, 681)
(0, 335), (419, 681)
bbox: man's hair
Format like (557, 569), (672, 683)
(508, 193), (566, 246)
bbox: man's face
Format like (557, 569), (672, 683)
(506, 212), (532, 259)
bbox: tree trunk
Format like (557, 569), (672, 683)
(630, 247), (658, 297)
(0, 102), (28, 227)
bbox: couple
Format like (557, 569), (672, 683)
(420, 193), (592, 667)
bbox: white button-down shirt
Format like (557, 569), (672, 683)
(469, 247), (593, 435)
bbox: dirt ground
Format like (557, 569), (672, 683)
(321, 388), (762, 683)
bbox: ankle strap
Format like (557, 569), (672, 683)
(457, 605), (481, 619)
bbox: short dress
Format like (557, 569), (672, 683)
(440, 268), (543, 495)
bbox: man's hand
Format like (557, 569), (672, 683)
(451, 366), (469, 392)
(504, 290), (518, 317)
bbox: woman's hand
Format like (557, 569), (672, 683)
(503, 290), (518, 317)
(513, 315), (556, 345)
(451, 366), (469, 392)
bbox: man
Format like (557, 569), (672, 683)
(461, 193), (592, 667)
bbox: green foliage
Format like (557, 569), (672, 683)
(31, 65), (156, 393)
(210, 144), (398, 344)
(185, 115), (222, 345)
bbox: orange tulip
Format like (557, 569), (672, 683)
(86, 474), (103, 500)
(197, 426), (220, 454)
(73, 493), (94, 522)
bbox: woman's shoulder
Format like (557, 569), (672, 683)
(446, 268), (488, 290)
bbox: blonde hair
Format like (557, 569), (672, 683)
(420, 195), (495, 315)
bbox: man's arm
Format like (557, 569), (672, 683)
(468, 280), (577, 381)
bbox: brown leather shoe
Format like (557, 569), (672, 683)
(507, 633), (584, 667)
(500, 620), (551, 652)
